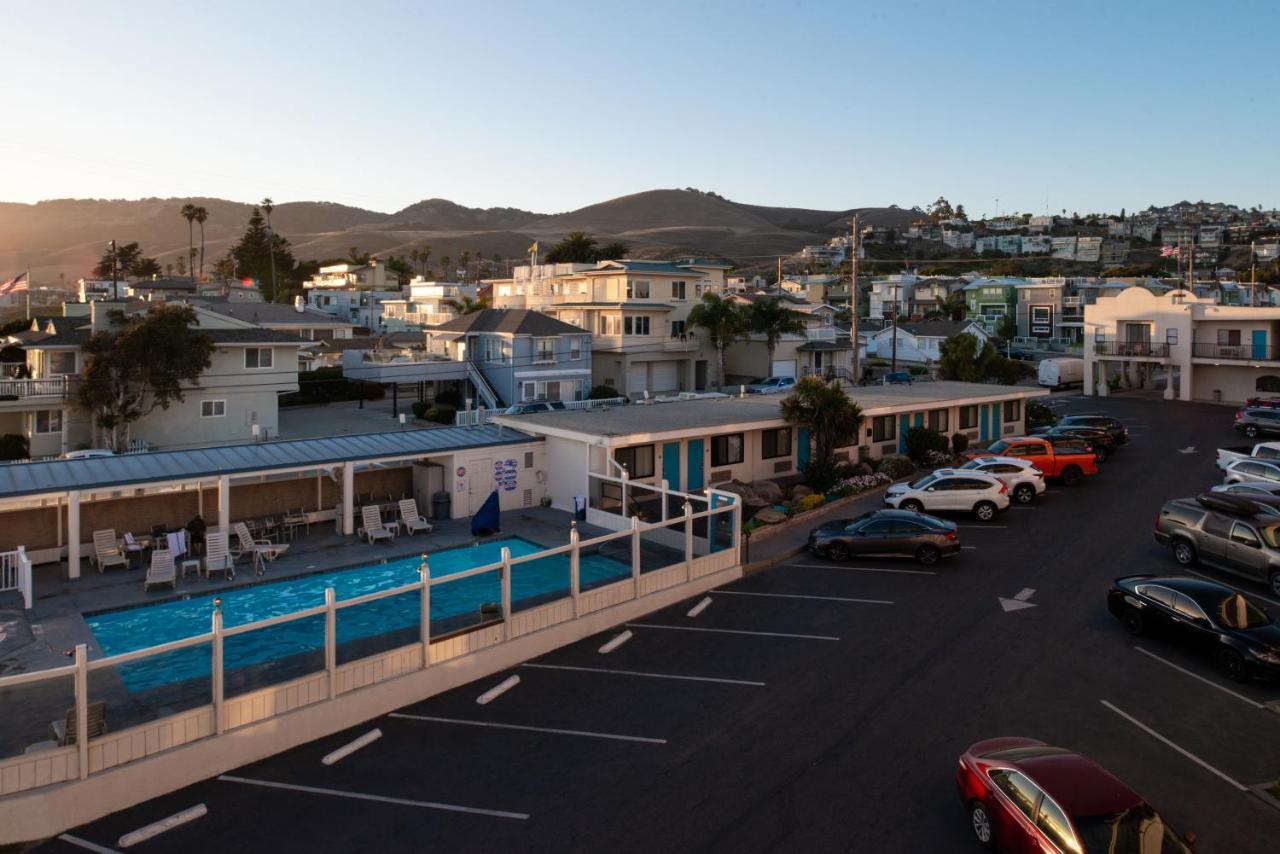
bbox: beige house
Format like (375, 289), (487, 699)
(724, 295), (851, 382)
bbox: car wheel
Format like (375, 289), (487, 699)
(969, 801), (996, 850)
(1218, 649), (1248, 682)
(1122, 608), (1144, 635)
(901, 499), (924, 513)
(974, 501), (997, 521)
(1172, 540), (1197, 566)
(1094, 447), (1109, 463)
(1270, 571), (1280, 598)
(1246, 425), (1260, 438)
(1013, 484), (1035, 504)
(915, 544), (940, 566)
(1061, 465), (1082, 486)
(825, 543), (850, 562)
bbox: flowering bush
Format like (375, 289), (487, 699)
(876, 454), (916, 479)
(832, 472), (891, 497)
(795, 494), (826, 513)
(923, 450), (954, 468)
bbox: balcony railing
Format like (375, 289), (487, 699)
(1093, 341), (1170, 358)
(0, 376), (67, 400)
(1192, 342), (1280, 361)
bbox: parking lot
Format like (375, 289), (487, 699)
(41, 394), (1280, 853)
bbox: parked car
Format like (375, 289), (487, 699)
(1037, 357), (1085, 389)
(1057, 414), (1128, 445)
(1222, 457), (1280, 485)
(502, 401), (568, 415)
(746, 376), (797, 395)
(954, 457), (1046, 504)
(874, 371), (915, 385)
(956, 738), (1194, 853)
(1233, 407), (1280, 439)
(1212, 481), (1280, 516)
(1031, 425), (1116, 462)
(883, 471), (1009, 520)
(1246, 396), (1280, 410)
(965, 436), (1098, 485)
(1107, 574), (1280, 681)
(1007, 348), (1036, 362)
(806, 508), (959, 566)
(62, 449), (115, 460)
(1154, 493), (1280, 596)
(1216, 440), (1280, 471)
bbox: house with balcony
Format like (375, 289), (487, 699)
(907, 277), (964, 318)
(1083, 286), (1280, 404)
(869, 275), (919, 320)
(379, 281), (478, 330)
(722, 295), (849, 381)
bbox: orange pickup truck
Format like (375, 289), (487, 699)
(963, 436), (1099, 485)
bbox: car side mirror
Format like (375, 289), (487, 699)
(925, 487), (936, 492)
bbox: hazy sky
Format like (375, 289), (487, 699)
(4, 0), (1277, 216)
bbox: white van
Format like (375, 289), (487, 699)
(1038, 357), (1084, 389)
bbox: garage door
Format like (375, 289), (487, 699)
(626, 362), (648, 395)
(770, 360), (796, 379)
(651, 361), (679, 393)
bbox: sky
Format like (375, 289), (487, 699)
(3, 0), (1278, 217)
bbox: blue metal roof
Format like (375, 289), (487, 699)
(0, 426), (537, 499)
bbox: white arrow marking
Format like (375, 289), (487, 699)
(999, 587), (1037, 612)
(1177, 446), (1197, 454)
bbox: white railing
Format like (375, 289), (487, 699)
(455, 396), (627, 426)
(0, 500), (739, 806)
(0, 376), (66, 399)
(0, 547), (32, 609)
(465, 362), (501, 410)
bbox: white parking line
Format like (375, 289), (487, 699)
(523, 662), (765, 686)
(713, 589), (892, 605)
(1183, 568), (1280, 608)
(1133, 647), (1265, 709)
(58, 835), (119, 854)
(1099, 701), (1247, 791)
(598, 630), (632, 654)
(687, 597), (713, 617)
(958, 525), (1008, 529)
(476, 675), (520, 705)
(322, 729), (382, 765)
(787, 563), (936, 576)
(218, 774), (531, 819)
(118, 804), (208, 848)
(627, 623), (840, 641)
(388, 713), (666, 744)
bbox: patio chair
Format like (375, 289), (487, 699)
(92, 529), (129, 574)
(204, 532), (235, 581)
(49, 700), (107, 746)
(283, 508), (310, 539)
(122, 532), (145, 567)
(232, 522), (290, 566)
(144, 550), (176, 591)
(398, 499), (433, 536)
(361, 505), (396, 544)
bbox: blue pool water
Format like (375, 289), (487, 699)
(86, 537), (631, 692)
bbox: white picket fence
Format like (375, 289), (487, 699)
(0, 547), (33, 609)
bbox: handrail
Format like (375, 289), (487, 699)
(87, 632), (216, 670)
(221, 604), (328, 638)
(0, 661), (77, 688)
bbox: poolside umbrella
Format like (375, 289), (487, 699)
(472, 490), (501, 536)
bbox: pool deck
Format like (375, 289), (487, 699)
(0, 507), (601, 678)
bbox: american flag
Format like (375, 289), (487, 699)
(0, 272), (28, 295)
(1159, 245), (1181, 258)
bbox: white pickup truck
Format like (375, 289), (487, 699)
(1216, 441), (1280, 471)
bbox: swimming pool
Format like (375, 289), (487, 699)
(86, 537), (631, 692)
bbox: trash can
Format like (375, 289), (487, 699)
(431, 490), (452, 521)
(573, 495), (587, 522)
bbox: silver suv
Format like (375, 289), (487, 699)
(1154, 494), (1280, 596)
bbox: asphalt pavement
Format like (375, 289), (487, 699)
(38, 392), (1280, 853)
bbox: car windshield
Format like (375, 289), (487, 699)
(909, 474), (938, 489)
(958, 459), (981, 470)
(987, 440), (1010, 454)
(1259, 524), (1280, 548)
(1216, 593), (1271, 629)
(1074, 806), (1192, 854)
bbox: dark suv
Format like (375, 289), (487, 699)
(1234, 407), (1280, 439)
(1057, 414), (1128, 445)
(1154, 494), (1280, 596)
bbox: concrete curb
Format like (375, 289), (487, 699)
(741, 484), (895, 575)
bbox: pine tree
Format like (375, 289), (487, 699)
(228, 207), (297, 301)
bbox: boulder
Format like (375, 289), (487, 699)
(791, 484), (813, 499)
(719, 479), (767, 508)
(753, 508), (788, 525)
(750, 479), (785, 504)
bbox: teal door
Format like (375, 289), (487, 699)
(899, 414), (911, 453)
(991, 404), (1002, 438)
(687, 439), (704, 491)
(662, 442), (681, 489)
(979, 406), (989, 441)
(1254, 330), (1268, 360)
(797, 427), (810, 471)
(914, 412), (924, 428)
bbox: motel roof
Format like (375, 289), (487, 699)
(493, 381), (1048, 446)
(0, 425), (538, 500)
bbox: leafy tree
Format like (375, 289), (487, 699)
(92, 242), (156, 280)
(597, 241), (628, 261)
(545, 231), (599, 263)
(780, 377), (863, 481)
(0, 434), (29, 462)
(181, 204), (198, 279)
(194, 206), (208, 279)
(227, 207), (297, 301)
(347, 246), (370, 264)
(1025, 400), (1057, 429)
(746, 297), (806, 372)
(459, 250), (471, 280)
(942, 290), (967, 321)
(385, 255), (413, 286)
(904, 426), (948, 463)
(928, 197), (954, 221)
(134, 257), (162, 278)
(77, 305), (216, 451)
(987, 356), (1035, 385)
(996, 314), (1017, 341)
(211, 257), (235, 280)
(938, 332), (996, 382)
(588, 384), (621, 400)
(419, 246), (432, 276)
(444, 295), (490, 315)
(175, 254), (187, 277)
(687, 292), (745, 388)
(954, 204), (967, 221)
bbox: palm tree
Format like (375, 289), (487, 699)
(687, 292), (745, 389)
(410, 249), (420, 275)
(194, 206), (208, 280)
(444, 295), (490, 315)
(261, 197), (277, 300)
(440, 255), (451, 280)
(780, 376), (863, 465)
(420, 246), (432, 277)
(180, 204), (198, 280)
(747, 297), (807, 374)
(459, 250), (471, 281)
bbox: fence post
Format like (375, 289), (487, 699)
(18, 545), (31, 610)
(620, 468), (629, 517)
(72, 643), (89, 778)
(630, 515), (641, 591)
(211, 601), (224, 735)
(660, 479), (669, 522)
(418, 555), (431, 668)
(500, 546), (512, 639)
(569, 523), (581, 618)
(325, 587), (337, 699)
(684, 501), (694, 581)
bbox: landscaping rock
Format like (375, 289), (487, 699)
(753, 508), (787, 525)
(791, 485), (813, 498)
(750, 480), (784, 504)
(720, 479), (768, 508)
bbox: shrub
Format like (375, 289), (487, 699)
(589, 384), (622, 400)
(835, 461), (873, 480)
(802, 456), (841, 493)
(876, 454), (916, 479)
(986, 356), (1036, 385)
(795, 494), (826, 513)
(282, 367), (385, 406)
(922, 449), (954, 468)
(832, 472), (891, 497)
(424, 404), (457, 424)
(1025, 400), (1057, 430)
(904, 426), (948, 462)
(411, 401), (429, 419)
(951, 432), (970, 455)
(434, 387), (462, 407)
(908, 365), (927, 376)
(0, 433), (29, 461)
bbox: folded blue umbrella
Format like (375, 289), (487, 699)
(471, 490), (501, 536)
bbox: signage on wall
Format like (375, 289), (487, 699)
(494, 458), (519, 492)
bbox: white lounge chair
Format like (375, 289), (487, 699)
(144, 550), (176, 591)
(361, 505), (396, 544)
(204, 532), (235, 581)
(50, 700), (107, 746)
(398, 499), (433, 536)
(232, 522), (289, 570)
(92, 529), (129, 574)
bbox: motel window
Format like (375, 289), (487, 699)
(928, 409), (949, 433)
(600, 315), (621, 336)
(49, 351), (76, 375)
(535, 338), (556, 362)
(1004, 400), (1022, 423)
(624, 316), (651, 336)
(1218, 329), (1241, 346)
(33, 409), (62, 434)
(522, 382), (536, 402)
(1166, 328), (1178, 345)
(615, 444), (655, 479)
(960, 405), (978, 430)
(244, 347), (274, 369)
(200, 400), (226, 418)
(671, 320), (686, 336)
(672, 281), (687, 300)
(872, 415), (895, 442)
(712, 433), (745, 466)
(626, 280), (650, 299)
(761, 428), (792, 460)
(570, 338), (582, 360)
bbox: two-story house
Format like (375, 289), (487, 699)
(189, 296), (357, 341)
(303, 260), (403, 327)
(379, 281), (478, 330)
(869, 274), (918, 320)
(723, 294), (851, 381)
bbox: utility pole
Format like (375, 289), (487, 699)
(850, 215), (860, 385)
(262, 198), (277, 302)
(109, 239), (118, 301)
(890, 283), (898, 373)
(1252, 240), (1258, 307)
(776, 256), (782, 290)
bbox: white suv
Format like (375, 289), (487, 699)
(953, 457), (1045, 505)
(884, 471), (1010, 521)
(1223, 458), (1280, 486)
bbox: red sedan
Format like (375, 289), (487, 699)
(956, 737), (1194, 852)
